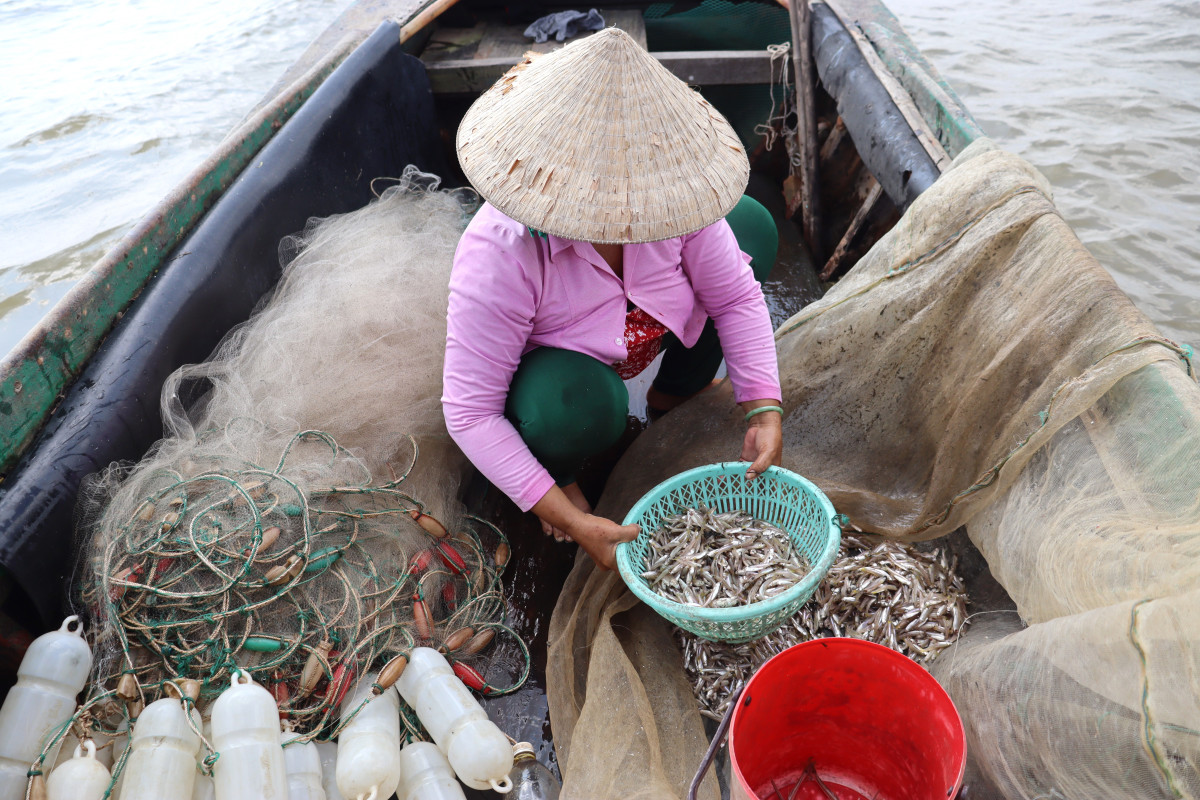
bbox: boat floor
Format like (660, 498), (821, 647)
(471, 493), (1016, 796)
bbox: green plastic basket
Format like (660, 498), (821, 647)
(616, 462), (840, 643)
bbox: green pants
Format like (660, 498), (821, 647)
(505, 195), (777, 483)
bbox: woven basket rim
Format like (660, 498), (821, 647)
(615, 462), (840, 628)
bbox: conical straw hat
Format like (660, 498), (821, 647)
(456, 27), (750, 244)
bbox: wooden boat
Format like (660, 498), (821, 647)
(0, 0), (980, 633)
(7, 3), (1191, 798)
(0, 0), (976, 747)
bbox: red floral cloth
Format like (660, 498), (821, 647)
(613, 307), (670, 379)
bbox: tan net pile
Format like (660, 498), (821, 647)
(68, 171), (528, 767)
(547, 141), (1199, 799)
(932, 360), (1200, 799)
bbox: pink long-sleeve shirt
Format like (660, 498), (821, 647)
(442, 203), (781, 511)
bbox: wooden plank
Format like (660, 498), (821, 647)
(426, 56), (524, 94)
(418, 22), (487, 63)
(819, 117), (847, 164)
(398, 0), (462, 43)
(473, 25), (566, 59)
(652, 51), (775, 85)
(788, 0), (822, 260)
(426, 50), (776, 94)
(472, 9), (646, 59)
(820, 177), (883, 280)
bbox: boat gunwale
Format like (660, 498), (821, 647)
(812, 0), (984, 158)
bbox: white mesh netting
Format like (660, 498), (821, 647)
(67, 171), (526, 774)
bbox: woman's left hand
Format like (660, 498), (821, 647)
(740, 401), (783, 480)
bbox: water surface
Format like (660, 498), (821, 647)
(0, 0), (345, 352)
(890, 0), (1199, 345)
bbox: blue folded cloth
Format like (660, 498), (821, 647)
(524, 9), (605, 43)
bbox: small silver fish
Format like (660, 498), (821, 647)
(677, 533), (970, 721)
(641, 507), (810, 609)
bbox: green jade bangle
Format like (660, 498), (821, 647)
(743, 405), (783, 422)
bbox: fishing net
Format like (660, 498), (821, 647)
(546, 141), (1200, 799)
(63, 169), (527, 777)
(931, 358), (1200, 799)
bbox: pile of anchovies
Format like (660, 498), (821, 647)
(673, 532), (969, 721)
(640, 507), (811, 608)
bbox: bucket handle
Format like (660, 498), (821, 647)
(687, 682), (744, 800)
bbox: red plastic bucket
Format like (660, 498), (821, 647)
(727, 638), (965, 800)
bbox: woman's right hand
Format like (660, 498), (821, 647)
(565, 514), (640, 571)
(532, 485), (639, 570)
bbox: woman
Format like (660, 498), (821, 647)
(442, 28), (783, 570)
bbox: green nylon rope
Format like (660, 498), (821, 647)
(77, 426), (527, 754)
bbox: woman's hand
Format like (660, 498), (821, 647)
(740, 399), (783, 480)
(540, 482), (592, 542)
(565, 514), (641, 571)
(531, 485), (640, 570)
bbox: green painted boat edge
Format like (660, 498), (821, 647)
(821, 0), (985, 157)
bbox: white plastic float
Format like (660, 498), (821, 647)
(398, 741), (466, 800)
(119, 696), (202, 800)
(192, 770), (216, 800)
(335, 674), (400, 800)
(282, 730), (326, 800)
(45, 740), (110, 800)
(192, 711), (215, 800)
(211, 670), (287, 800)
(314, 742), (344, 800)
(394, 648), (513, 793)
(52, 729), (116, 771)
(0, 616), (92, 800)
